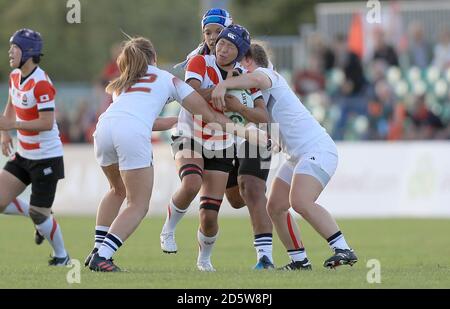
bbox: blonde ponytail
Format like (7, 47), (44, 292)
(106, 37), (156, 95)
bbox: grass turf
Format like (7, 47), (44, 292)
(0, 216), (449, 288)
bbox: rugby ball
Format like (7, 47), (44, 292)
(225, 89), (254, 125)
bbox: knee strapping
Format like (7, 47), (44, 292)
(178, 164), (203, 180)
(29, 206), (51, 225)
(199, 196), (222, 212)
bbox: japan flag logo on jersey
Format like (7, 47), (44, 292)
(39, 94), (50, 102)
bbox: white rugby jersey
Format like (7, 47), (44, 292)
(100, 65), (194, 133)
(255, 67), (329, 158)
(9, 67), (63, 160)
(177, 54), (261, 150)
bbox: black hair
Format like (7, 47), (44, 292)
(32, 54), (42, 64)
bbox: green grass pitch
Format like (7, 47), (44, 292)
(0, 216), (449, 288)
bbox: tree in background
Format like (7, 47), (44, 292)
(0, 0), (200, 81)
(0, 0), (352, 81)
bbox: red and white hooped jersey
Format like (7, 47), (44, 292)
(9, 67), (63, 160)
(176, 54), (261, 151)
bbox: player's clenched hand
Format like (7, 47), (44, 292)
(1, 131), (13, 157)
(224, 95), (243, 113)
(197, 87), (214, 102)
(211, 83), (227, 112)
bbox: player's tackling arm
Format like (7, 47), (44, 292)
(153, 117), (178, 131)
(186, 78), (216, 103)
(212, 71), (272, 110)
(225, 96), (269, 124)
(181, 91), (267, 146)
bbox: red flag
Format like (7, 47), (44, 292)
(347, 13), (364, 59)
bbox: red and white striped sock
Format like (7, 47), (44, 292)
(162, 199), (187, 233)
(36, 216), (67, 258)
(3, 198), (30, 216)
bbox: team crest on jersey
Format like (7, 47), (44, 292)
(22, 94), (28, 106)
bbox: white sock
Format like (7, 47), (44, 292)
(3, 198), (29, 216)
(94, 225), (109, 250)
(327, 231), (351, 251)
(197, 230), (218, 263)
(254, 233), (273, 262)
(36, 216), (67, 258)
(162, 200), (187, 233)
(98, 233), (123, 260)
(288, 248), (308, 262)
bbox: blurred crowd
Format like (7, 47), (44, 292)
(294, 23), (450, 141)
(54, 44), (119, 144)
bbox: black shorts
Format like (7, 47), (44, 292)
(171, 135), (234, 173)
(226, 141), (272, 189)
(3, 153), (65, 208)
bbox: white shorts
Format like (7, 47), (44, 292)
(276, 137), (338, 188)
(94, 117), (152, 171)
